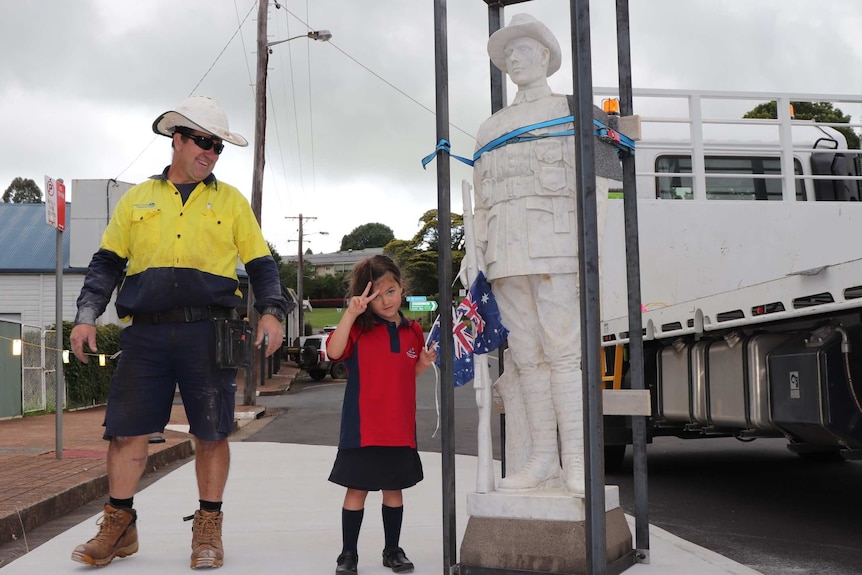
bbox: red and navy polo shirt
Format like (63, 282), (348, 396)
(329, 315), (425, 449)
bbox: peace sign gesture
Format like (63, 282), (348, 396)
(346, 281), (379, 317)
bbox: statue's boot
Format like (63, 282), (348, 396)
(553, 372), (586, 496)
(497, 372), (560, 491)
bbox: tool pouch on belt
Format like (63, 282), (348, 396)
(214, 318), (252, 369)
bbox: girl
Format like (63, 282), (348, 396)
(326, 255), (436, 575)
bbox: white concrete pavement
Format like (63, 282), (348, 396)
(1, 442), (763, 574)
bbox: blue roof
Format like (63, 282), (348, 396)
(0, 202), (72, 272)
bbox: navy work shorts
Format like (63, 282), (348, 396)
(104, 320), (237, 441)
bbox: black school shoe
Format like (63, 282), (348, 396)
(382, 547), (414, 573)
(336, 551), (358, 575)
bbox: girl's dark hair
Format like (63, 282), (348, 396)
(347, 254), (403, 330)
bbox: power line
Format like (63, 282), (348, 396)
(278, 6), (474, 141)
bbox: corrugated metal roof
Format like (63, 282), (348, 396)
(284, 247), (384, 265)
(0, 202), (71, 271)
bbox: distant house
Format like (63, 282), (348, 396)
(0, 180), (135, 330)
(0, 201), (90, 330)
(283, 247), (384, 276)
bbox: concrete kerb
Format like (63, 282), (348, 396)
(0, 437), (194, 545)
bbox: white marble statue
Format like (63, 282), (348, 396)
(471, 13), (609, 496)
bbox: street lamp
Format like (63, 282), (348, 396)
(244, 0), (331, 406)
(267, 30), (332, 51)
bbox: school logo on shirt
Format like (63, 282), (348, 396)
(407, 348), (418, 359)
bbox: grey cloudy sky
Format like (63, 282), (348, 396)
(2, 0), (861, 255)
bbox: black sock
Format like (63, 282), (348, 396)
(341, 508), (364, 553)
(382, 504), (404, 550)
(109, 497), (133, 509)
(199, 500), (222, 512)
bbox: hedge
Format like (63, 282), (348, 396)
(53, 321), (122, 410)
(310, 298), (347, 309)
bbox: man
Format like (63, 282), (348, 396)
(70, 95), (288, 569)
(473, 14), (607, 495)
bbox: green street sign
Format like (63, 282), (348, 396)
(409, 300), (438, 312)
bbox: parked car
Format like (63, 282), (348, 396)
(285, 334), (348, 381)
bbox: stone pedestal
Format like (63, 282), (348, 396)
(459, 488), (633, 575)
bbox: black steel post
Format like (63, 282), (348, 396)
(432, 1), (457, 573)
(486, 0), (508, 478)
(569, 0), (607, 573)
(615, 0), (650, 561)
(487, 4), (507, 114)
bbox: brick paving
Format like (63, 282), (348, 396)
(0, 365), (296, 548)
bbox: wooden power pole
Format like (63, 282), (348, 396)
(244, 0), (269, 407)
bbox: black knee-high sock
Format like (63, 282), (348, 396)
(109, 497), (133, 509)
(342, 508), (364, 553)
(199, 500), (222, 512)
(382, 504), (404, 550)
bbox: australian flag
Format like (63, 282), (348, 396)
(456, 271), (508, 354)
(427, 314), (475, 387)
(426, 271), (508, 387)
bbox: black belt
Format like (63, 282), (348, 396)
(132, 306), (237, 325)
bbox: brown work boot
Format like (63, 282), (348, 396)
(186, 509), (224, 569)
(71, 504), (138, 566)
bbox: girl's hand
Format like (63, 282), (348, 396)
(346, 281), (379, 316)
(419, 346), (437, 369)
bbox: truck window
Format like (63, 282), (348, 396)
(656, 155), (805, 201)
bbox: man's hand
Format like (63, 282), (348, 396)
(256, 314), (284, 357)
(70, 323), (98, 363)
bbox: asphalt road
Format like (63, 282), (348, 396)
(251, 367), (862, 575)
(248, 366), (501, 459)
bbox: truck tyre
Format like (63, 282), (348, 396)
(309, 369), (327, 381)
(330, 362), (348, 380)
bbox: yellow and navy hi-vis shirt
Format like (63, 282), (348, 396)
(75, 170), (285, 323)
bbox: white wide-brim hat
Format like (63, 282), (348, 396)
(488, 13), (562, 77)
(152, 95), (248, 147)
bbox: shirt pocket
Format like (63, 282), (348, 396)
(129, 207), (162, 256)
(201, 209), (238, 258)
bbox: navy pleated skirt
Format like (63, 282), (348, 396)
(328, 446), (424, 491)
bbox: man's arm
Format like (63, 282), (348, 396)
(74, 248), (127, 325)
(71, 248), (127, 362)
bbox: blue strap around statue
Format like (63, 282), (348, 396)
(420, 116), (635, 169)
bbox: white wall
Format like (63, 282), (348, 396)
(70, 179), (132, 269)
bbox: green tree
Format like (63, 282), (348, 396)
(386, 210), (465, 298)
(744, 101), (860, 149)
(412, 209), (465, 252)
(339, 222), (395, 251)
(3, 177), (43, 203)
(305, 272), (348, 299)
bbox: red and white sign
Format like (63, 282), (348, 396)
(45, 176), (67, 231)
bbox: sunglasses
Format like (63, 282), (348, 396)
(175, 128), (225, 155)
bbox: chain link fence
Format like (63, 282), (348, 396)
(21, 325), (66, 413)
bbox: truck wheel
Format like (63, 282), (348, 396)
(309, 369), (327, 381)
(605, 445), (626, 473)
(330, 362), (348, 380)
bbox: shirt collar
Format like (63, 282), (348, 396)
(512, 85), (553, 105)
(373, 311), (409, 328)
(150, 166), (218, 189)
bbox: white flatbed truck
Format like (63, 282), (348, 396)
(597, 88), (862, 469)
